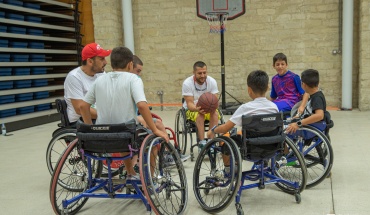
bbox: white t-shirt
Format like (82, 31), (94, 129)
(229, 97), (279, 126)
(83, 71), (146, 124)
(64, 67), (103, 123)
(182, 75), (219, 109)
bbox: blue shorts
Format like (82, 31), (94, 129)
(273, 100), (292, 112)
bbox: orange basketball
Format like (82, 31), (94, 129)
(197, 92), (218, 113)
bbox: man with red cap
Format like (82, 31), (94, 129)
(64, 43), (111, 125)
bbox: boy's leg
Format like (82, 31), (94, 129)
(207, 110), (219, 140)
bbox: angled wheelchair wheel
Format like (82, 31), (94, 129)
(294, 125), (334, 188)
(273, 137), (307, 194)
(46, 129), (76, 175)
(139, 135), (188, 215)
(193, 137), (241, 213)
(50, 139), (102, 215)
(175, 108), (192, 155)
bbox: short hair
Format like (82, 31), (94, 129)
(247, 70), (269, 95)
(301, 69), (319, 88)
(133, 55), (143, 69)
(193, 61), (207, 71)
(273, 53), (288, 66)
(110, 46), (133, 69)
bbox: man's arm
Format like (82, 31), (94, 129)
(137, 101), (169, 142)
(80, 100), (93, 124)
(184, 96), (203, 113)
(71, 99), (97, 119)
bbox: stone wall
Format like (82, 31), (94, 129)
(359, 1), (370, 110)
(91, 0), (368, 110)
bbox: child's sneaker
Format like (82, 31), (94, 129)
(164, 153), (176, 167)
(127, 173), (141, 182)
(180, 153), (190, 162)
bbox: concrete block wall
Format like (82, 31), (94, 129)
(91, 0), (370, 110)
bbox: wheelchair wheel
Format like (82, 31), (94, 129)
(273, 137), (307, 194)
(175, 108), (192, 155)
(295, 125), (334, 188)
(139, 135), (188, 215)
(193, 137), (242, 213)
(46, 129), (76, 175)
(50, 139), (102, 215)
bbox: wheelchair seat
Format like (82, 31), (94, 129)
(76, 119), (138, 153)
(241, 112), (285, 161)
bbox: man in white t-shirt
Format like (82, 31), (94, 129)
(182, 61), (220, 150)
(64, 43), (111, 124)
(80, 46), (169, 181)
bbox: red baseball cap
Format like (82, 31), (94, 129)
(81, 43), (111, 61)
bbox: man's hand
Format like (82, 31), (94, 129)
(153, 129), (170, 143)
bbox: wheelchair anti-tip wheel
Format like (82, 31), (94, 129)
(291, 125), (333, 188)
(193, 137), (242, 213)
(273, 137), (307, 194)
(139, 135), (188, 215)
(50, 139), (102, 215)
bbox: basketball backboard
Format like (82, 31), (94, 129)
(196, 0), (246, 20)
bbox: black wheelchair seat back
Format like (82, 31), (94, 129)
(76, 119), (138, 153)
(241, 113), (285, 161)
(55, 99), (73, 128)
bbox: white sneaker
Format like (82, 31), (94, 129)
(127, 173), (141, 181)
(180, 154), (190, 162)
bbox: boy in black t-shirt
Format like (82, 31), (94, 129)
(286, 69), (329, 134)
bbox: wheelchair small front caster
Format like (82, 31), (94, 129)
(258, 184), (265, 190)
(295, 193), (301, 203)
(235, 203), (244, 215)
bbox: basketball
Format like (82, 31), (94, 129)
(197, 92), (218, 113)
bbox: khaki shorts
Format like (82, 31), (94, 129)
(185, 109), (221, 122)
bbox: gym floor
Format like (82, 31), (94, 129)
(0, 109), (369, 215)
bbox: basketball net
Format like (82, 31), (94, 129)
(206, 12), (228, 34)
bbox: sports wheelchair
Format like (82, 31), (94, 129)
(46, 99), (180, 178)
(46, 99), (77, 175)
(193, 113), (307, 215)
(49, 119), (188, 215)
(175, 101), (225, 161)
(284, 115), (334, 188)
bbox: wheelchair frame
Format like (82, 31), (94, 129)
(175, 106), (225, 161)
(192, 113), (308, 215)
(49, 122), (188, 215)
(284, 119), (334, 188)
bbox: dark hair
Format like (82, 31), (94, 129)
(247, 70), (269, 95)
(301, 69), (319, 88)
(110, 46), (133, 69)
(81, 56), (96, 66)
(193, 61), (207, 71)
(273, 53), (288, 66)
(133, 55), (143, 69)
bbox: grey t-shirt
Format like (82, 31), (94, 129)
(84, 71), (146, 124)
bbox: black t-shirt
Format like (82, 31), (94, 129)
(304, 91), (330, 123)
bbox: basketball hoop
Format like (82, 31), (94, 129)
(206, 12), (228, 33)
